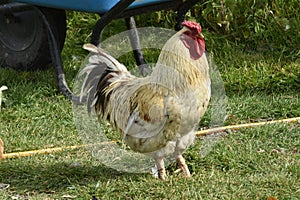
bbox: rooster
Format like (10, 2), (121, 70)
(80, 21), (211, 180)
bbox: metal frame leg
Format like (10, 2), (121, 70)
(125, 17), (151, 76)
(91, 0), (135, 45)
(35, 7), (79, 102)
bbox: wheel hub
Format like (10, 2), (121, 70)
(0, 10), (38, 51)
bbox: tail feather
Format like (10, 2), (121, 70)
(80, 44), (133, 115)
(83, 43), (128, 73)
(79, 58), (106, 113)
(94, 69), (114, 116)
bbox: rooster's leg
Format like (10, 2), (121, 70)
(155, 157), (166, 180)
(175, 155), (191, 178)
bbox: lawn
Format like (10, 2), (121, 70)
(0, 7), (300, 200)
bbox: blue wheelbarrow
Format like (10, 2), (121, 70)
(0, 0), (199, 101)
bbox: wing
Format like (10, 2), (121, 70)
(121, 83), (184, 153)
(124, 84), (170, 139)
(125, 108), (167, 139)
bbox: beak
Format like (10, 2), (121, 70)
(198, 33), (204, 39)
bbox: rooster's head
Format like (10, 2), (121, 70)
(180, 21), (205, 60)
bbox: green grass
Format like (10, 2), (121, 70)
(1, 9), (300, 200)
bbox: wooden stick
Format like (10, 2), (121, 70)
(196, 117), (300, 136)
(1, 117), (299, 160)
(2, 142), (114, 160)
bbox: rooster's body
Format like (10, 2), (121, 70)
(81, 21), (211, 180)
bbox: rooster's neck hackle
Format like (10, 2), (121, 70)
(149, 27), (209, 92)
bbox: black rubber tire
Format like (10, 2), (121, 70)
(0, 6), (66, 71)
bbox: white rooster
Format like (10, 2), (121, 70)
(80, 21), (211, 180)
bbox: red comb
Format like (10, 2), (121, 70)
(182, 21), (201, 34)
(180, 21), (205, 60)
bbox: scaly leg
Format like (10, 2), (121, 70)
(176, 155), (191, 178)
(155, 157), (166, 180)
(173, 131), (195, 178)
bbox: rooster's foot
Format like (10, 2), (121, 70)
(155, 157), (167, 180)
(176, 155), (191, 178)
(158, 168), (167, 181)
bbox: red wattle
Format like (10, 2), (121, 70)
(181, 31), (205, 60)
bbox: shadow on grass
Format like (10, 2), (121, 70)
(0, 154), (145, 193)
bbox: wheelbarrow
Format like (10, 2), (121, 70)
(0, 0), (200, 101)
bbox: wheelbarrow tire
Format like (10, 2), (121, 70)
(0, 6), (66, 71)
